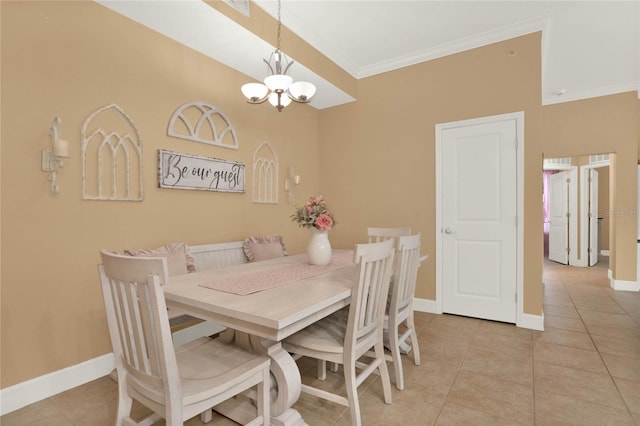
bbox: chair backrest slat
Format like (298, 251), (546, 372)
(347, 239), (395, 353)
(391, 234), (421, 319)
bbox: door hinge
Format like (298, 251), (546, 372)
(588, 248), (592, 253)
(567, 247), (571, 254)
(566, 212), (570, 218)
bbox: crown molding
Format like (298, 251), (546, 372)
(357, 16), (551, 79)
(543, 81), (640, 105)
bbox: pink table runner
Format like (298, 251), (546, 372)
(199, 250), (354, 295)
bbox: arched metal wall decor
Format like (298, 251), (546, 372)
(81, 104), (143, 201)
(252, 141), (279, 204)
(167, 101), (239, 150)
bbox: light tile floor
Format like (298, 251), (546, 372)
(3, 258), (639, 425)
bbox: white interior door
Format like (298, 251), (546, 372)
(589, 169), (599, 266)
(441, 119), (517, 323)
(549, 172), (569, 264)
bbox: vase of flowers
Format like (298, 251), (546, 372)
(292, 195), (336, 265)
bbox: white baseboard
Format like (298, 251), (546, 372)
(608, 269), (613, 279)
(413, 297), (440, 314)
(0, 321), (227, 416)
(415, 298), (544, 331)
(600, 250), (610, 256)
(0, 353), (115, 416)
(610, 277), (640, 292)
(517, 311), (545, 331)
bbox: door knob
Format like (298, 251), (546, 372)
(444, 228), (455, 234)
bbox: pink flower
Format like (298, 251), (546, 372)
(310, 195), (325, 205)
(315, 214), (333, 231)
(305, 205), (312, 212)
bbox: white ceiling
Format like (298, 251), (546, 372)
(99, 1), (639, 108)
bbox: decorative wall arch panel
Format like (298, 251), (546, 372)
(167, 101), (238, 150)
(81, 104), (143, 201)
(252, 141), (279, 204)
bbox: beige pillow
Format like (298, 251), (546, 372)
(243, 236), (287, 262)
(123, 242), (195, 276)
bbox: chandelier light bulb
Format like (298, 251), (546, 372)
(241, 83), (269, 102)
(269, 91), (292, 109)
(289, 81), (316, 102)
(264, 74), (293, 92)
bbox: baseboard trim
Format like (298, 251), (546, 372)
(0, 353), (115, 416)
(600, 250), (610, 256)
(517, 311), (545, 331)
(414, 297), (440, 314)
(610, 277), (640, 292)
(1, 320), (228, 416)
(414, 298), (544, 330)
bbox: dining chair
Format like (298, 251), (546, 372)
(282, 239), (395, 426)
(98, 250), (271, 426)
(385, 233), (422, 390)
(367, 227), (412, 248)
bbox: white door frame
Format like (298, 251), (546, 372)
(543, 164), (579, 266)
(435, 111), (525, 327)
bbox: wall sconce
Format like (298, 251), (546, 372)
(41, 117), (70, 195)
(284, 164), (301, 203)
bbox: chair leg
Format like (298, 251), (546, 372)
(317, 359), (327, 381)
(343, 356), (362, 426)
(388, 325), (404, 390)
(200, 409), (213, 423)
(374, 340), (393, 405)
(258, 368), (271, 426)
(115, 371), (133, 424)
(407, 315), (421, 366)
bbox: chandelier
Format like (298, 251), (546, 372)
(240, 0), (316, 112)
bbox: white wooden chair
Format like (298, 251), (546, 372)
(98, 250), (270, 426)
(282, 239), (395, 426)
(385, 233), (422, 390)
(367, 227), (412, 248)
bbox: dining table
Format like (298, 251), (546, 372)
(163, 249), (356, 426)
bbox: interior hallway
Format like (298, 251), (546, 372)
(2, 258), (639, 425)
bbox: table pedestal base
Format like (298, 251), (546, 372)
(216, 329), (307, 426)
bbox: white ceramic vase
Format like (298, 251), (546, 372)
(307, 228), (332, 265)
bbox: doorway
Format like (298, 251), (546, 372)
(436, 112), (524, 324)
(543, 154), (611, 268)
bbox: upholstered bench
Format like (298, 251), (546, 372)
(168, 241), (248, 345)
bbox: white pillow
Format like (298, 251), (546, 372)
(243, 236), (287, 262)
(122, 242), (195, 275)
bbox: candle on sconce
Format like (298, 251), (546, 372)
(294, 175), (301, 185)
(53, 139), (69, 158)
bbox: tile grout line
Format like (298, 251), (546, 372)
(561, 267), (639, 422)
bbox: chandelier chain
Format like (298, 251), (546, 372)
(276, 0), (282, 52)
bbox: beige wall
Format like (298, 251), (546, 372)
(542, 93), (639, 281)
(320, 33), (544, 316)
(0, 1), (323, 388)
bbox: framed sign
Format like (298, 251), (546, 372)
(158, 149), (245, 193)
